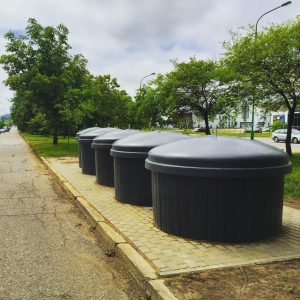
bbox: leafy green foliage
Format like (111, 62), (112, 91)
(270, 120), (288, 132)
(224, 18), (300, 156)
(285, 153), (300, 198)
(26, 113), (50, 135)
(134, 74), (175, 128)
(1, 18), (134, 140)
(0, 117), (5, 128)
(137, 58), (236, 133)
(10, 91), (35, 131)
(78, 74), (132, 128)
(0, 18), (88, 144)
(169, 58), (237, 134)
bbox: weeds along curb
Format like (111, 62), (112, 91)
(40, 156), (178, 300)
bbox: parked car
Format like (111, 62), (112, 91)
(0, 128), (5, 134)
(244, 127), (262, 133)
(193, 127), (206, 132)
(272, 129), (300, 143)
(261, 126), (270, 132)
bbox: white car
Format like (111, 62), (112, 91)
(272, 129), (300, 143)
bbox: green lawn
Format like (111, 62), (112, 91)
(213, 129), (272, 138)
(285, 153), (300, 199)
(22, 132), (299, 199)
(159, 127), (272, 137)
(21, 133), (78, 157)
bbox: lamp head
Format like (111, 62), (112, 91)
(281, 1), (292, 7)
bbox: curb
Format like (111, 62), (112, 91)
(41, 157), (178, 300)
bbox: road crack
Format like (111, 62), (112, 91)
(54, 206), (68, 248)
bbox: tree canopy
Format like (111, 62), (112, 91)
(1, 17), (300, 156)
(0, 18), (88, 144)
(137, 58), (236, 134)
(224, 17), (300, 156)
(0, 18), (134, 143)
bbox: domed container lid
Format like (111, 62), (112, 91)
(76, 127), (99, 139)
(145, 136), (292, 178)
(111, 131), (190, 159)
(78, 127), (122, 143)
(91, 129), (140, 149)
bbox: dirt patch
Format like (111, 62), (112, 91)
(165, 259), (300, 300)
(284, 197), (300, 210)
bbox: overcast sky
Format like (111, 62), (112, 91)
(0, 0), (299, 115)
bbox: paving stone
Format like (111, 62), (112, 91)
(48, 157), (300, 276)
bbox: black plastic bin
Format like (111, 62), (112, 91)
(78, 127), (121, 175)
(145, 136), (292, 243)
(76, 127), (99, 168)
(110, 131), (190, 206)
(91, 130), (140, 186)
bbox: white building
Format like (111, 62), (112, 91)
(193, 107), (300, 130)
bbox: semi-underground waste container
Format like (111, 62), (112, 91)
(145, 136), (292, 243)
(91, 130), (140, 186)
(78, 127), (121, 175)
(76, 127), (99, 168)
(110, 131), (190, 206)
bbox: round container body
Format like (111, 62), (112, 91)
(92, 130), (140, 186)
(111, 131), (190, 206)
(152, 172), (284, 242)
(146, 136), (292, 242)
(76, 127), (99, 167)
(95, 148), (114, 186)
(78, 127), (121, 175)
(114, 156), (152, 206)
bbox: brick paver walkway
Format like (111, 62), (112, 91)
(48, 157), (300, 276)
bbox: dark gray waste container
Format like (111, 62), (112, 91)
(76, 127), (99, 168)
(110, 131), (190, 206)
(91, 130), (140, 186)
(78, 127), (121, 175)
(145, 136), (292, 243)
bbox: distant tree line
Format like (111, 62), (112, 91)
(1, 18), (300, 156)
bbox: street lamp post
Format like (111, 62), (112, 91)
(139, 72), (156, 90)
(250, 1), (292, 140)
(138, 72), (156, 128)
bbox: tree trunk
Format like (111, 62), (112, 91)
(286, 108), (295, 157)
(204, 114), (211, 135)
(53, 127), (58, 145)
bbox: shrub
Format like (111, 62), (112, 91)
(270, 120), (287, 132)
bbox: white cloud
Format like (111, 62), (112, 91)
(0, 0), (298, 114)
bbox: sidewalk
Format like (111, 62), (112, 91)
(44, 156), (300, 299)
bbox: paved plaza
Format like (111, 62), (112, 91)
(47, 156), (300, 276)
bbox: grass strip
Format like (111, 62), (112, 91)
(21, 133), (78, 157)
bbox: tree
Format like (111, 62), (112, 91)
(0, 117), (4, 128)
(224, 18), (300, 156)
(134, 74), (176, 128)
(165, 58), (235, 135)
(10, 91), (35, 132)
(78, 74), (133, 129)
(0, 18), (88, 144)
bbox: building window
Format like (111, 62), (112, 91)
(243, 106), (249, 121)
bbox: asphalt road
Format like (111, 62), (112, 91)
(254, 137), (300, 152)
(0, 129), (144, 300)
